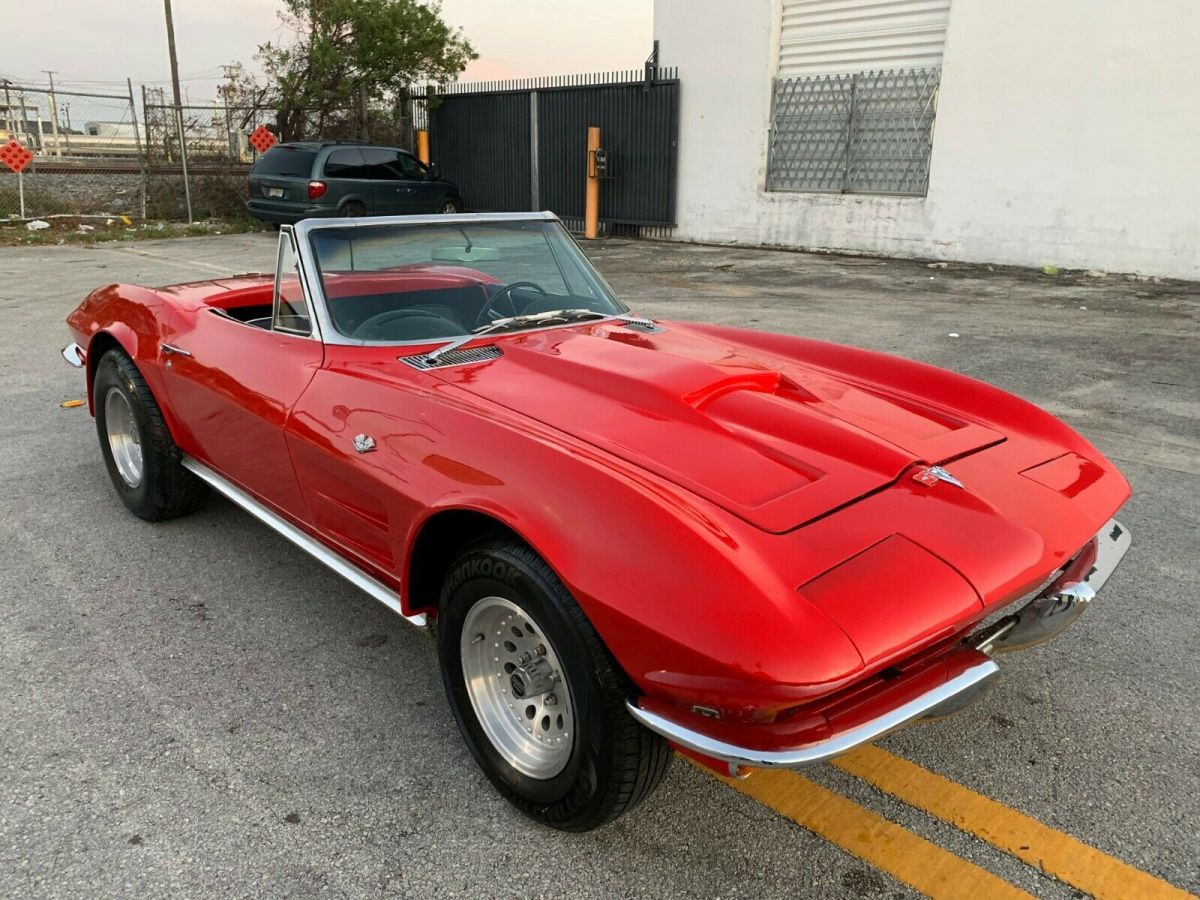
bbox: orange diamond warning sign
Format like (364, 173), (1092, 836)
(0, 139), (33, 174)
(249, 125), (277, 154)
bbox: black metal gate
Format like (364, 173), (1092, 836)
(428, 69), (678, 229)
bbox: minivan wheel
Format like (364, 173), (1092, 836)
(439, 197), (461, 214)
(339, 201), (367, 218)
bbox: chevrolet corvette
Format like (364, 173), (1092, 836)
(63, 213), (1131, 831)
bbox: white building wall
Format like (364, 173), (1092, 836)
(654, 0), (1200, 279)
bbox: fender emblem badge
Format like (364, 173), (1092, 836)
(913, 465), (965, 489)
(353, 434), (376, 454)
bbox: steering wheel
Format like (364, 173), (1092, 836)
(351, 308), (462, 341)
(474, 281), (547, 328)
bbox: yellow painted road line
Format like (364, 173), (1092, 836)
(833, 745), (1196, 900)
(707, 764), (1033, 900)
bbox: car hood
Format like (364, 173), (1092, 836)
(428, 321), (1004, 532)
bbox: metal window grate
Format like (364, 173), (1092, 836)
(767, 66), (940, 196)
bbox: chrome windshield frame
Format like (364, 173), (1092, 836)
(290, 211), (625, 348)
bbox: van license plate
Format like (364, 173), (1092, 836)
(266, 187), (285, 198)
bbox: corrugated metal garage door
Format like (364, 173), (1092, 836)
(778, 0), (951, 77)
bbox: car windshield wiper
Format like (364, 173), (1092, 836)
(421, 309), (611, 363)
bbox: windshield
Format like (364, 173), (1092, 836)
(306, 219), (628, 343)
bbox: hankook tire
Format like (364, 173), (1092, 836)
(437, 536), (672, 831)
(92, 347), (205, 521)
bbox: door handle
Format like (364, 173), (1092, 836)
(161, 343), (192, 358)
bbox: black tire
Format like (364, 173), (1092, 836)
(93, 348), (205, 521)
(437, 537), (671, 831)
(339, 201), (367, 218)
(438, 196), (461, 214)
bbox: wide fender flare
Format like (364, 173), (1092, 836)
(407, 474), (863, 712)
(72, 285), (179, 431)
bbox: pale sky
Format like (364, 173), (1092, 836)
(0, 0), (652, 99)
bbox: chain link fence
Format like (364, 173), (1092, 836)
(141, 96), (280, 221)
(1, 78), (425, 224)
(1, 81), (147, 220)
(767, 66), (940, 196)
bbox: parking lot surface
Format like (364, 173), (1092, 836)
(1, 233), (1197, 899)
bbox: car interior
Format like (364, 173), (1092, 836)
(202, 270), (610, 342)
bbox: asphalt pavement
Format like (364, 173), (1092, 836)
(0, 233), (1196, 899)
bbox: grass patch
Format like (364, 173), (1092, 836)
(0, 216), (272, 247)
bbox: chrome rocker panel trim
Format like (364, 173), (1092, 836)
(181, 456), (427, 628)
(628, 517), (1130, 776)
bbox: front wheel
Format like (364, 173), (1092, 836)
(93, 348), (205, 521)
(438, 197), (461, 214)
(437, 537), (671, 831)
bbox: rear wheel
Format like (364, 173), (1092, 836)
(437, 537), (671, 831)
(339, 201), (367, 218)
(93, 348), (205, 521)
(438, 197), (461, 214)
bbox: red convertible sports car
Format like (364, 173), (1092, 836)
(63, 212), (1131, 831)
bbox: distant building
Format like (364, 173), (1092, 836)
(85, 121), (137, 138)
(654, 0), (1199, 279)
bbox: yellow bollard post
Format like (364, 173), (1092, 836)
(416, 129), (430, 165)
(585, 126), (600, 239)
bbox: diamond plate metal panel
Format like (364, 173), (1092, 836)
(767, 65), (940, 196)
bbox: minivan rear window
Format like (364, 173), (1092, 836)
(252, 146), (317, 177)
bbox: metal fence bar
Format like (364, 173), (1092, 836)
(529, 91), (540, 210)
(126, 78), (147, 219)
(427, 69), (678, 228)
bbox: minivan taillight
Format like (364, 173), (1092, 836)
(307, 180), (328, 199)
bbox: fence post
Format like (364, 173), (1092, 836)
(127, 78), (148, 220)
(175, 107), (193, 223)
(529, 91), (540, 210)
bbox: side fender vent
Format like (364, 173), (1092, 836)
(400, 344), (503, 370)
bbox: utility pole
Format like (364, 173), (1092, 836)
(162, 0), (193, 222)
(43, 70), (62, 156)
(220, 63), (237, 159)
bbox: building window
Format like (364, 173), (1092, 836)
(767, 66), (940, 196)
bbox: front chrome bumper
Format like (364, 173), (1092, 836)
(627, 517), (1131, 776)
(62, 342), (85, 368)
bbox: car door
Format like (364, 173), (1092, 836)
(322, 147), (374, 213)
(357, 148), (410, 215)
(393, 151), (443, 212)
(160, 232), (324, 521)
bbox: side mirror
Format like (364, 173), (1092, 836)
(429, 162), (441, 180)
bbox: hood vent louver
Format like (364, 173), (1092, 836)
(617, 315), (664, 334)
(401, 344), (503, 370)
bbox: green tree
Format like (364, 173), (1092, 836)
(259, 0), (475, 141)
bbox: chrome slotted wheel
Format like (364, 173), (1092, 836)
(460, 596), (574, 779)
(104, 386), (143, 489)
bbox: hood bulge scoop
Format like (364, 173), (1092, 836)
(429, 325), (1002, 532)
